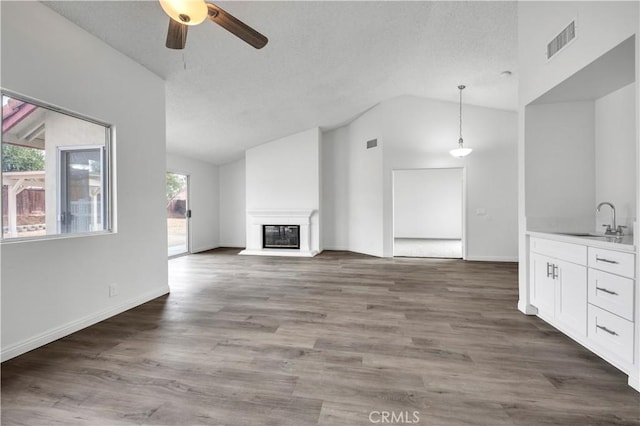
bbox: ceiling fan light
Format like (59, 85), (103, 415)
(160, 0), (208, 26)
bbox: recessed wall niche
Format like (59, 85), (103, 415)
(525, 36), (636, 234)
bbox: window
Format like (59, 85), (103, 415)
(1, 92), (112, 240)
(58, 146), (106, 234)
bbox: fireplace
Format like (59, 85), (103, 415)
(263, 225), (300, 249)
(240, 210), (318, 257)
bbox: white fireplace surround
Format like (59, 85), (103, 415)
(240, 210), (319, 257)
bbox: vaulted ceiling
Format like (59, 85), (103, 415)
(43, 1), (518, 165)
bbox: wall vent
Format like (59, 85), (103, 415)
(547, 19), (576, 60)
(366, 139), (378, 149)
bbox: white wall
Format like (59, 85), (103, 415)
(393, 168), (462, 239)
(245, 128), (321, 252)
(595, 83), (637, 230)
(519, 2), (639, 106)
(1, 2), (168, 360)
(320, 107), (385, 257)
(322, 95), (518, 260)
(346, 108), (384, 257)
(380, 96), (517, 260)
(321, 127), (350, 250)
(166, 154), (219, 253)
(219, 158), (246, 247)
(525, 101), (596, 232)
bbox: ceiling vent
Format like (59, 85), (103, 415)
(366, 139), (378, 149)
(547, 19), (576, 60)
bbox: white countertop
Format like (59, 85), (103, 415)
(527, 230), (636, 253)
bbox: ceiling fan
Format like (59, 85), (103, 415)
(159, 0), (268, 50)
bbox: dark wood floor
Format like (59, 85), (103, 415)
(2, 249), (639, 425)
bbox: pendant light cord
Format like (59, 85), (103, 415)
(458, 85), (464, 145)
(450, 84), (471, 157)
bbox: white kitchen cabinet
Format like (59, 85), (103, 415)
(588, 269), (634, 321)
(556, 260), (588, 336)
(588, 304), (635, 365)
(586, 246), (636, 369)
(530, 249), (587, 337)
(530, 253), (555, 317)
(588, 246), (636, 279)
(529, 233), (637, 388)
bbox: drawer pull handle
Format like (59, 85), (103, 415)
(595, 256), (619, 265)
(595, 286), (618, 296)
(546, 262), (552, 278)
(596, 325), (618, 336)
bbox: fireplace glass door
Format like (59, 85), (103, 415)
(263, 225), (300, 249)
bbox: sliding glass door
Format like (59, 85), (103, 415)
(166, 172), (189, 257)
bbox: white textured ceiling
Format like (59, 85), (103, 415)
(43, 1), (517, 165)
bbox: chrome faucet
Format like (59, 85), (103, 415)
(596, 202), (625, 236)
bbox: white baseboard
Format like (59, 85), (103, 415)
(628, 371), (640, 392)
(191, 245), (219, 254)
(239, 249), (319, 257)
(518, 300), (538, 315)
(1, 286), (170, 362)
(465, 255), (518, 262)
(348, 249), (384, 258)
(322, 246), (350, 251)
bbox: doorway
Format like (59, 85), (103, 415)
(393, 168), (465, 258)
(166, 172), (189, 257)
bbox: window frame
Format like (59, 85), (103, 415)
(57, 144), (107, 235)
(0, 89), (115, 243)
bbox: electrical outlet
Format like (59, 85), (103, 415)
(109, 283), (118, 297)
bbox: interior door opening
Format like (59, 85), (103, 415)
(166, 171), (189, 257)
(392, 168), (465, 259)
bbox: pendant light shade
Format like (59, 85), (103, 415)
(450, 145), (473, 158)
(159, 0), (208, 25)
(450, 85), (472, 158)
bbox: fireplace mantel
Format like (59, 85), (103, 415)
(240, 210), (319, 257)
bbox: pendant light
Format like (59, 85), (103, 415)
(450, 85), (473, 158)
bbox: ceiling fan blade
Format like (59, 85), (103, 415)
(206, 3), (268, 49)
(166, 18), (188, 49)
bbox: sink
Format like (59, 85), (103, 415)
(556, 232), (625, 241)
(537, 231), (634, 246)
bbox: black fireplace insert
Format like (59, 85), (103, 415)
(263, 225), (300, 249)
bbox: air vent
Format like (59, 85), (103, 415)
(366, 139), (378, 149)
(547, 20), (576, 60)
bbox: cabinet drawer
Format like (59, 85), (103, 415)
(587, 304), (634, 364)
(530, 238), (586, 265)
(588, 247), (635, 278)
(588, 270), (634, 321)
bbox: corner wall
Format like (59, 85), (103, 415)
(1, 2), (168, 360)
(525, 101), (596, 232)
(595, 83), (637, 229)
(321, 127), (350, 251)
(219, 158), (246, 248)
(167, 154), (220, 253)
